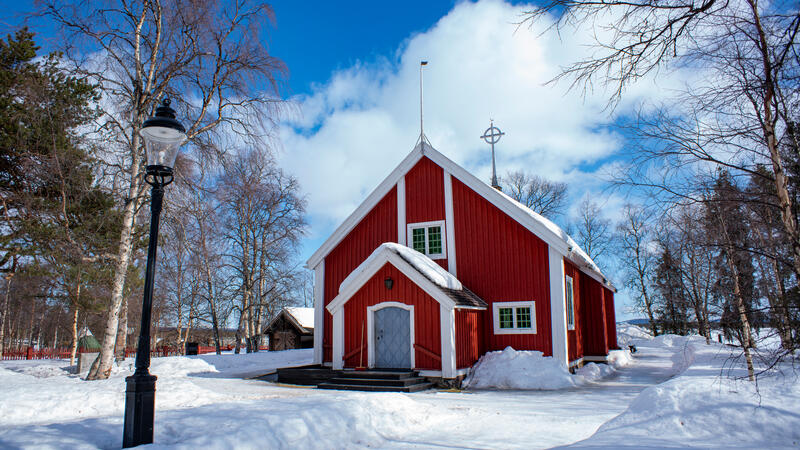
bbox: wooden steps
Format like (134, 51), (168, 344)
(275, 365), (434, 392)
(317, 370), (433, 393)
(276, 364), (341, 386)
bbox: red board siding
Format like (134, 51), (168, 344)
(405, 157), (445, 224)
(342, 263), (441, 370)
(405, 157), (448, 271)
(565, 261), (584, 362)
(323, 187), (397, 362)
(452, 179), (552, 355)
(580, 273), (609, 356)
(603, 288), (618, 349)
(455, 309), (482, 369)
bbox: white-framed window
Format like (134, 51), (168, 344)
(565, 275), (575, 330)
(407, 221), (446, 259)
(492, 301), (536, 335)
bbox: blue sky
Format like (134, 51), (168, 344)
(2, 1), (684, 320)
(269, 1), (459, 95)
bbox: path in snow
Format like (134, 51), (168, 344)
(386, 342), (681, 449)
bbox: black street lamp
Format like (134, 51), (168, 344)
(123, 98), (186, 448)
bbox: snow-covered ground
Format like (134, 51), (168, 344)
(1, 327), (798, 449)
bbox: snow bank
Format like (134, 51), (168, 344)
(575, 350), (633, 383)
(574, 362), (614, 382)
(607, 349), (633, 368)
(572, 334), (800, 448)
(464, 347), (578, 390)
(340, 242), (462, 293)
(616, 323), (654, 348)
(0, 349), (312, 427)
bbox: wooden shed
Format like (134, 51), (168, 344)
(265, 307), (314, 351)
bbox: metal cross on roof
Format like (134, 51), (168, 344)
(480, 120), (505, 190)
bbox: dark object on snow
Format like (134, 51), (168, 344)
(718, 334), (723, 344)
(185, 342), (199, 356)
(628, 344), (637, 354)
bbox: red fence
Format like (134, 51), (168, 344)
(121, 345), (238, 358)
(2, 347), (74, 361)
(1, 345), (251, 361)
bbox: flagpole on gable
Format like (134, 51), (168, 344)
(418, 60), (429, 149)
(420, 61), (427, 137)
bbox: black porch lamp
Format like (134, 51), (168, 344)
(123, 98), (185, 448)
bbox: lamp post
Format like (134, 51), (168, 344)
(123, 98), (186, 448)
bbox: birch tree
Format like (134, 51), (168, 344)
(571, 198), (612, 263)
(524, 0), (800, 312)
(617, 204), (659, 336)
(42, 0), (286, 379)
(500, 170), (568, 219)
(218, 148), (306, 352)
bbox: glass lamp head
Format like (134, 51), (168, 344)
(139, 98), (186, 170)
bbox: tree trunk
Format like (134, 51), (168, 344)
(210, 298), (222, 355)
(719, 218), (756, 381)
(36, 310), (45, 349)
(0, 273), (12, 359)
(771, 259), (793, 350)
(28, 299), (36, 348)
(87, 164), (143, 380)
(115, 297), (128, 362)
(69, 305), (79, 366)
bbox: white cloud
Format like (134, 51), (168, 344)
(277, 0), (689, 248)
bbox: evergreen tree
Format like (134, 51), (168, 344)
(0, 29), (119, 362)
(653, 244), (690, 335)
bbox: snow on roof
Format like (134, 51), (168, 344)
(285, 307), (314, 330)
(340, 242), (463, 294)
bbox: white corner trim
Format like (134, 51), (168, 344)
(492, 301), (537, 335)
(440, 304), (456, 378)
(326, 249), (457, 314)
(406, 220), (447, 260)
(332, 308), (344, 370)
(397, 176), (406, 246)
(367, 302), (415, 369)
(313, 261), (324, 365)
(549, 247), (568, 367)
(444, 172), (457, 277)
(566, 275), (576, 331)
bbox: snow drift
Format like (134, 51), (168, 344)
(463, 347), (632, 390)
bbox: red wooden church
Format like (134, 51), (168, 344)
(307, 137), (617, 379)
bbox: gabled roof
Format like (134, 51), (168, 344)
(266, 307), (315, 334)
(307, 141), (615, 291)
(327, 243), (487, 314)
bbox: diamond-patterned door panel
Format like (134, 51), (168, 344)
(375, 307), (411, 368)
